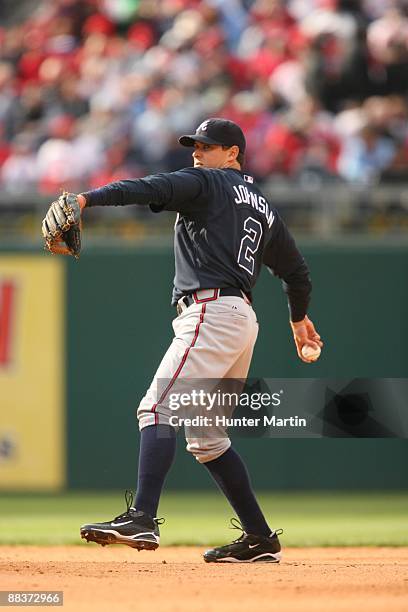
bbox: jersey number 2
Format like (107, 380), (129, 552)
(237, 217), (263, 275)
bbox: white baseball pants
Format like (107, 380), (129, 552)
(137, 289), (259, 462)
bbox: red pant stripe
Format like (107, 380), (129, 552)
(151, 303), (206, 423)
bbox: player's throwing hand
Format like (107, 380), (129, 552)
(290, 315), (323, 363)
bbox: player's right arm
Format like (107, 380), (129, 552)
(262, 212), (323, 363)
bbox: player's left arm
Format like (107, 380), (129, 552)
(80, 168), (207, 213)
(43, 170), (207, 252)
(262, 212), (323, 363)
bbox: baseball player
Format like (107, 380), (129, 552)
(43, 118), (322, 563)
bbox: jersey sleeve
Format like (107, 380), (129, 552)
(83, 168), (208, 214)
(262, 212), (312, 322)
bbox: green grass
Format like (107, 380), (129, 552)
(0, 491), (407, 547)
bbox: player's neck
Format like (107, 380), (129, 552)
(221, 161), (241, 171)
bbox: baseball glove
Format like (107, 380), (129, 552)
(42, 192), (82, 259)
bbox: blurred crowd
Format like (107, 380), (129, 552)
(0, 0), (408, 195)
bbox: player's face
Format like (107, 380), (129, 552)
(192, 142), (237, 169)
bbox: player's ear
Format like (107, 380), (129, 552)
(228, 145), (239, 162)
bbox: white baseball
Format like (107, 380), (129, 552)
(301, 344), (321, 361)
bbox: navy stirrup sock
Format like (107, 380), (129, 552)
(134, 424), (176, 517)
(204, 446), (271, 537)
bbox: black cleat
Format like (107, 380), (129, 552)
(203, 519), (283, 563)
(80, 490), (164, 551)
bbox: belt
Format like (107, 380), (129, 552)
(177, 288), (250, 316)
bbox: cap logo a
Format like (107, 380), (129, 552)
(198, 120), (210, 132)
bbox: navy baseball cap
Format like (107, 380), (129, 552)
(179, 118), (246, 154)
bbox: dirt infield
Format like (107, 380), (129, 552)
(1, 546), (407, 611)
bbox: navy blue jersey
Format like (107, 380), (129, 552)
(84, 167), (311, 321)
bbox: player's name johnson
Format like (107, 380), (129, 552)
(169, 415), (307, 428)
(232, 185), (275, 228)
